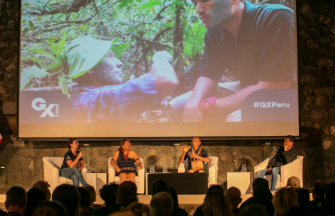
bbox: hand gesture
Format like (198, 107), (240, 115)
(190, 152), (197, 158)
(267, 167), (272, 173)
(116, 167), (121, 173)
(78, 152), (84, 158)
(183, 145), (190, 153)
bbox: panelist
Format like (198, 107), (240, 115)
(179, 137), (210, 173)
(257, 135), (297, 192)
(110, 139), (143, 184)
(60, 138), (88, 186)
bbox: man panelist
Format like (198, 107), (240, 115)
(179, 137), (210, 173)
(257, 135), (298, 192)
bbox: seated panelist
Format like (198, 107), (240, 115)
(60, 138), (88, 187)
(179, 137), (210, 173)
(110, 139), (143, 184)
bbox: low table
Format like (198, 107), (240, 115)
(227, 172), (252, 194)
(146, 172), (208, 195)
(85, 173), (107, 195)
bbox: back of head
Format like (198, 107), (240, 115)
(77, 187), (90, 208)
(169, 187), (179, 210)
(240, 204), (269, 216)
(99, 183), (118, 205)
(151, 179), (168, 195)
(6, 186), (27, 209)
(296, 188), (310, 206)
(287, 177), (300, 189)
(226, 187), (242, 207)
(126, 202), (151, 216)
(253, 186), (272, 205)
(117, 181), (137, 205)
(207, 185), (224, 194)
(32, 201), (67, 216)
(202, 190), (233, 216)
(272, 188), (299, 216)
(52, 184), (80, 216)
(252, 178), (269, 191)
(110, 211), (136, 216)
(325, 182), (335, 201)
(25, 188), (47, 216)
(313, 180), (327, 199)
(84, 185), (96, 205)
(150, 192), (173, 216)
(284, 206), (312, 216)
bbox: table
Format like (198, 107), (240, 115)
(85, 173), (107, 195)
(227, 172), (252, 194)
(146, 172), (208, 195)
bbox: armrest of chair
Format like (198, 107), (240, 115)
(254, 157), (270, 174)
(108, 157), (116, 183)
(280, 156), (304, 187)
(178, 163), (186, 173)
(42, 157), (60, 191)
(137, 158), (145, 194)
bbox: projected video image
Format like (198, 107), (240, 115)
(19, 0), (298, 137)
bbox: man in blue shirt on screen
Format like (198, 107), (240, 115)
(169, 0), (296, 122)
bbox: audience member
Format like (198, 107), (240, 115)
(24, 188), (47, 216)
(303, 180), (327, 215)
(78, 187), (92, 216)
(52, 184), (80, 216)
(93, 183), (119, 216)
(5, 186), (27, 216)
(253, 186), (274, 216)
(283, 206), (311, 216)
(110, 212), (136, 216)
(202, 190), (232, 216)
(272, 188), (299, 216)
(0, 209), (6, 216)
(286, 176), (300, 189)
(240, 178), (269, 210)
(194, 185), (224, 216)
(126, 202), (151, 216)
(32, 181), (50, 198)
(84, 185), (96, 210)
(322, 182), (335, 216)
(108, 181), (138, 214)
(32, 200), (67, 216)
(169, 187), (188, 216)
(46, 189), (51, 201)
(295, 188), (310, 206)
(239, 204), (269, 216)
(150, 192), (173, 216)
(226, 187), (242, 216)
(151, 179), (170, 195)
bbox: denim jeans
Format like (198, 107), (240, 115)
(60, 167), (87, 186)
(257, 167), (281, 192)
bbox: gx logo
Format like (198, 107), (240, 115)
(31, 98), (59, 117)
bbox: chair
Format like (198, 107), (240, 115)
(178, 156), (218, 187)
(43, 157), (87, 192)
(254, 155), (303, 190)
(108, 157), (145, 194)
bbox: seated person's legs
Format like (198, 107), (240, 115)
(119, 173), (127, 184)
(257, 169), (268, 179)
(61, 167), (87, 186)
(128, 173), (136, 184)
(271, 167), (280, 192)
(71, 174), (79, 186)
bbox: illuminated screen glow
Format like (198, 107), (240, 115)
(19, 0), (299, 138)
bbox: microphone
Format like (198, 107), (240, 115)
(77, 147), (83, 159)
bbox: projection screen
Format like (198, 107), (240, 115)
(19, 0), (299, 138)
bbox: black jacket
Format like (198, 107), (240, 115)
(267, 146), (297, 168)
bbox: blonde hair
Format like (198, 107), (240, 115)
(272, 188), (299, 216)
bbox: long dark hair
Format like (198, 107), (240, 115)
(118, 139), (129, 152)
(202, 190), (233, 216)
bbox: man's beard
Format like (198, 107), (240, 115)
(208, 0), (232, 29)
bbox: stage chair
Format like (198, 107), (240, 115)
(178, 156), (218, 187)
(42, 157), (87, 192)
(107, 157), (145, 194)
(254, 155), (303, 190)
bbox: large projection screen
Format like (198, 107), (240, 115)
(19, 0), (299, 138)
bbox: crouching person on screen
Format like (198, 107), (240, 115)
(257, 135), (297, 192)
(110, 139), (143, 184)
(60, 138), (88, 187)
(179, 137), (210, 173)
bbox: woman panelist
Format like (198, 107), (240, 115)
(110, 139), (143, 184)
